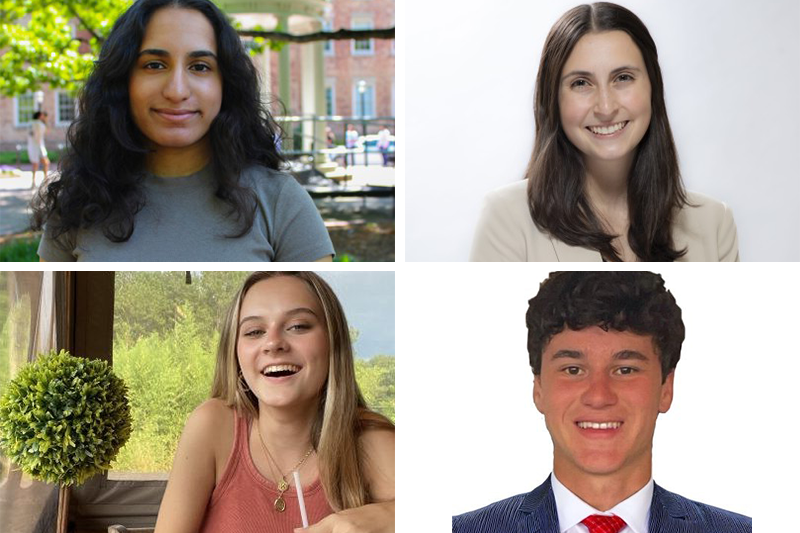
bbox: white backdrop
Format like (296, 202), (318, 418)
(405, 0), (800, 261)
(395, 263), (799, 532)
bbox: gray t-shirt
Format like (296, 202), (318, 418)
(38, 165), (334, 262)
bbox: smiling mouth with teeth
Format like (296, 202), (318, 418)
(576, 421), (623, 430)
(586, 121), (629, 135)
(261, 364), (301, 378)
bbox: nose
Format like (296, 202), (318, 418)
(580, 373), (618, 408)
(261, 327), (289, 353)
(593, 85), (618, 119)
(162, 67), (190, 102)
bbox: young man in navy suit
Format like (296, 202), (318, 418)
(452, 271), (752, 533)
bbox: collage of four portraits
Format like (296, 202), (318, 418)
(2, 0), (799, 532)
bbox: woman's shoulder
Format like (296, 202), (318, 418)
(239, 165), (295, 190)
(239, 165), (314, 208)
(675, 190), (739, 261)
(471, 180), (553, 261)
(483, 179), (529, 206)
(676, 190), (736, 227)
(185, 399), (236, 456)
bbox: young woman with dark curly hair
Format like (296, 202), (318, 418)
(32, 0), (334, 262)
(470, 3), (739, 262)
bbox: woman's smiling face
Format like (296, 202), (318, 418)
(558, 30), (652, 164)
(129, 7), (222, 151)
(236, 276), (330, 410)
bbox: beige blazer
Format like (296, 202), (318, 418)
(470, 180), (740, 262)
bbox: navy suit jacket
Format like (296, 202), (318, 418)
(453, 477), (752, 533)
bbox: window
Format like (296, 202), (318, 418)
(56, 91), (78, 126)
(352, 79), (376, 117)
(325, 78), (336, 116)
(15, 93), (35, 127)
(351, 15), (374, 56)
(0, 272), (60, 533)
(323, 20), (334, 56)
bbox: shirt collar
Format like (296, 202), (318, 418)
(550, 472), (653, 533)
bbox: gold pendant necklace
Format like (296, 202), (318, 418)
(256, 420), (314, 513)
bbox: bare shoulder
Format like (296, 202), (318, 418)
(358, 413), (394, 502)
(154, 399), (234, 533)
(190, 398), (234, 426)
(188, 399), (236, 475)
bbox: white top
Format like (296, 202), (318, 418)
(551, 472), (653, 533)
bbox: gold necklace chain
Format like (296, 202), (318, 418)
(256, 421), (314, 512)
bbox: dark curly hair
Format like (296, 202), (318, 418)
(526, 271), (684, 382)
(31, 0), (284, 242)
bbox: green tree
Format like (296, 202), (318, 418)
(0, 0), (393, 97)
(113, 308), (218, 472)
(355, 355), (394, 423)
(0, 0), (126, 96)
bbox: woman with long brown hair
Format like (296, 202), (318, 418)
(155, 271), (394, 533)
(470, 2), (739, 262)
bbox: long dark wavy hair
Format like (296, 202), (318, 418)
(526, 271), (684, 383)
(526, 3), (688, 261)
(32, 0), (285, 242)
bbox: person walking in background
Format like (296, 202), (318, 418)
(377, 126), (391, 167)
(345, 124), (359, 167)
(27, 111), (49, 189)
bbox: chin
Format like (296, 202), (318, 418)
(576, 458), (626, 476)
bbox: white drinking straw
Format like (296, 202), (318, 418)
(293, 470), (309, 529)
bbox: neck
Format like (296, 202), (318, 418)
(553, 456), (651, 511)
(145, 137), (211, 177)
(583, 154), (636, 230)
(256, 400), (317, 463)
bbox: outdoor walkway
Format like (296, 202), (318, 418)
(0, 171), (42, 237)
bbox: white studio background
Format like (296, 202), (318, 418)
(395, 263), (799, 531)
(405, 0), (800, 261)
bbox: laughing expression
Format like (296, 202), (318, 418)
(534, 327), (673, 483)
(558, 30), (652, 164)
(237, 277), (330, 410)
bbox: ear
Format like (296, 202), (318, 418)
(658, 370), (675, 414)
(533, 373), (545, 414)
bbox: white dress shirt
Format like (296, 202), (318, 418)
(550, 472), (654, 533)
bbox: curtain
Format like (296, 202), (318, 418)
(0, 271), (62, 533)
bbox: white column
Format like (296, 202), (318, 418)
(301, 20), (326, 163)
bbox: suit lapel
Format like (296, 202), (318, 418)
(549, 236), (603, 262)
(516, 477), (560, 533)
(648, 483), (697, 533)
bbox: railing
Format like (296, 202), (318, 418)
(274, 115), (394, 166)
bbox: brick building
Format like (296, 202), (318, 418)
(0, 0), (394, 154)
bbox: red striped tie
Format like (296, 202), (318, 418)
(580, 514), (627, 533)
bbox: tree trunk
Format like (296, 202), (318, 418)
(56, 484), (69, 533)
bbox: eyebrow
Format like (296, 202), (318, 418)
(551, 349), (650, 362)
(561, 65), (641, 83)
(138, 48), (217, 60)
(239, 307), (318, 326)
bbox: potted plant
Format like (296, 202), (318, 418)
(0, 349), (132, 533)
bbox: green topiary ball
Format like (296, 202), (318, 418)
(0, 349), (132, 486)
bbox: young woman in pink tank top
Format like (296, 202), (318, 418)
(154, 272), (395, 533)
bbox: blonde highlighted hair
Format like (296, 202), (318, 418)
(210, 271), (394, 510)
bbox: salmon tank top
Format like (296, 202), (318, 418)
(198, 408), (334, 533)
